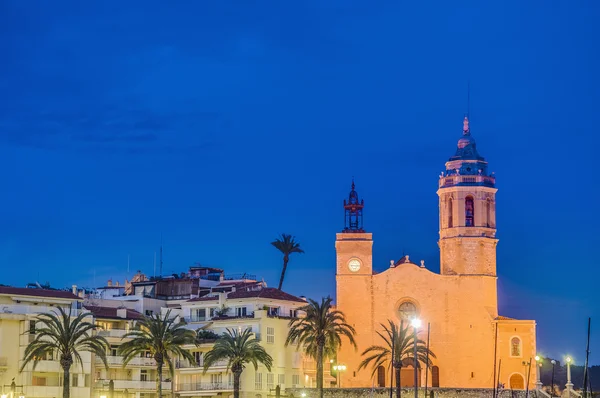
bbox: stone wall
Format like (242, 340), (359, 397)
(286, 388), (542, 398)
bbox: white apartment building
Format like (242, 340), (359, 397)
(0, 286), (92, 398)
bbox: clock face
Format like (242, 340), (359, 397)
(348, 258), (361, 272)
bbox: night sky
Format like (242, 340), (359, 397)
(1, 1), (599, 364)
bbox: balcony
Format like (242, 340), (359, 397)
(1, 305), (79, 317)
(438, 174), (495, 188)
(95, 379), (171, 390)
(175, 358), (228, 370)
(176, 382), (234, 393)
(96, 356), (156, 367)
(97, 329), (128, 338)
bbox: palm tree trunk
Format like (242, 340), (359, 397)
(317, 344), (324, 398)
(62, 367), (70, 398)
(278, 256), (289, 290)
(157, 361), (163, 398)
(395, 365), (401, 398)
(233, 370), (242, 398)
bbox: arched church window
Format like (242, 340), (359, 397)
(510, 337), (522, 357)
(397, 301), (418, 322)
(465, 196), (475, 227)
(377, 365), (386, 387)
(448, 198), (453, 228)
(486, 199), (492, 227)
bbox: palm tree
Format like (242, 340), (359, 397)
(271, 233), (304, 290)
(286, 297), (356, 398)
(358, 320), (435, 398)
(118, 310), (197, 398)
(20, 307), (109, 398)
(203, 328), (273, 398)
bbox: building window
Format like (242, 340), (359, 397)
(145, 310), (153, 316)
(432, 366), (440, 387)
(278, 374), (285, 387)
(510, 337), (522, 357)
(465, 196), (474, 226)
(193, 308), (206, 322)
(194, 351), (202, 366)
(29, 320), (36, 334)
(255, 373), (263, 390)
(267, 373), (274, 390)
(486, 199), (492, 227)
(210, 308), (217, 318)
(397, 301), (418, 322)
(267, 307), (279, 316)
(292, 374), (300, 388)
(211, 374), (223, 384)
(140, 370), (148, 382)
(267, 327), (275, 344)
(448, 198), (453, 228)
(236, 307), (247, 317)
(72, 374), (78, 387)
(289, 309), (298, 318)
(377, 366), (386, 387)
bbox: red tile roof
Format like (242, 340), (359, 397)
(227, 287), (306, 303)
(83, 305), (144, 320)
(0, 286), (81, 300)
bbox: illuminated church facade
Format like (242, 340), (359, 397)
(335, 117), (537, 389)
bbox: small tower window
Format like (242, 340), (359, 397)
(486, 199), (492, 227)
(448, 198), (453, 228)
(510, 337), (522, 357)
(465, 196), (475, 227)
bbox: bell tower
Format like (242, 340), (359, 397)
(336, 180), (373, 276)
(437, 117), (498, 276)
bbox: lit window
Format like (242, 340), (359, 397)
(486, 199), (492, 227)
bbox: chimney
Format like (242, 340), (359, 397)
(390, 260), (395, 268)
(115, 281), (120, 287)
(117, 308), (127, 319)
(299, 296), (307, 302)
(107, 279), (112, 287)
(72, 285), (77, 295)
(78, 290), (84, 298)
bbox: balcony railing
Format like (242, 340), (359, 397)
(175, 358), (228, 369)
(438, 175), (495, 188)
(97, 356), (156, 367)
(97, 329), (128, 338)
(95, 379), (171, 390)
(1, 305), (79, 317)
(176, 382), (234, 392)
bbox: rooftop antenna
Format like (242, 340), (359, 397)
(160, 233), (163, 277)
(153, 252), (157, 278)
(127, 254), (130, 275)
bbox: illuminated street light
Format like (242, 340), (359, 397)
(411, 318), (421, 398)
(333, 364), (347, 387)
(535, 355), (543, 391)
(565, 357), (573, 392)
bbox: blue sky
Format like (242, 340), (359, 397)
(1, 1), (599, 363)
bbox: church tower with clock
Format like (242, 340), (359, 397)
(334, 117), (537, 391)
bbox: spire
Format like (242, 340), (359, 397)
(343, 179), (365, 233)
(351, 177), (355, 191)
(463, 116), (470, 135)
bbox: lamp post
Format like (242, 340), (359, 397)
(565, 357), (573, 393)
(411, 318), (422, 398)
(333, 365), (346, 388)
(535, 355), (543, 391)
(550, 360), (556, 398)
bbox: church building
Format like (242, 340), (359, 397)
(335, 117), (537, 390)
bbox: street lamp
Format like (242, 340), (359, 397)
(565, 357), (573, 393)
(535, 355), (543, 391)
(333, 365), (347, 388)
(410, 318), (422, 398)
(550, 360), (556, 398)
